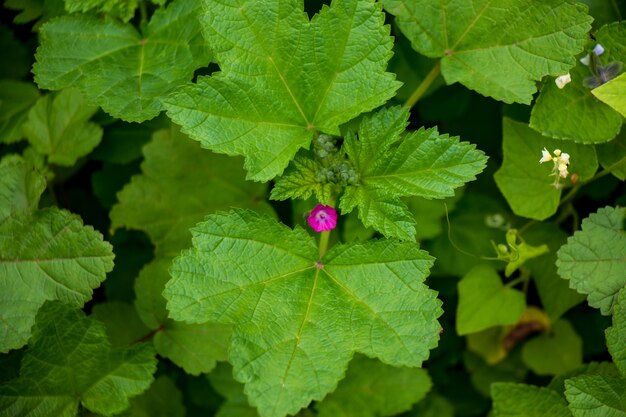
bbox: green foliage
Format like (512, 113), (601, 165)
(64, 0), (165, 22)
(606, 288), (626, 375)
(521, 320), (583, 376)
(494, 118), (598, 220)
(593, 72), (626, 118)
(340, 106), (487, 240)
(0, 301), (156, 417)
(456, 265), (525, 335)
(164, 0), (400, 181)
(491, 383), (571, 416)
(165, 210), (442, 417)
(382, 0), (592, 103)
(33, 0), (210, 122)
(0, 81), (39, 144)
(23, 88), (102, 166)
(565, 375), (626, 417)
(557, 206), (626, 315)
(117, 375), (185, 417)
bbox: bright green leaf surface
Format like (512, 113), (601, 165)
(117, 375), (185, 417)
(523, 223), (585, 321)
(341, 106), (487, 240)
(548, 362), (620, 396)
(33, 0), (210, 122)
(0, 301), (157, 417)
(0, 155), (46, 222)
(135, 259), (230, 375)
(164, 0), (400, 181)
(165, 210), (442, 417)
(606, 287), (626, 376)
(382, 0), (592, 104)
(565, 375), (626, 417)
(491, 383), (571, 417)
(64, 0), (164, 23)
(521, 320), (582, 376)
(315, 355), (432, 417)
(270, 155), (333, 205)
(23, 88), (102, 166)
(91, 301), (150, 348)
(456, 265), (525, 335)
(530, 22), (626, 143)
(593, 72), (626, 118)
(0, 81), (39, 144)
(0, 208), (114, 352)
(110, 126), (272, 258)
(557, 206), (626, 315)
(494, 118), (598, 220)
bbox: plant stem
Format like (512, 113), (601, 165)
(404, 61), (441, 108)
(319, 230), (330, 258)
(134, 324), (165, 344)
(139, 0), (148, 24)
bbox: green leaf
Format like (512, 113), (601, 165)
(606, 287), (626, 376)
(593, 72), (626, 118)
(406, 191), (462, 241)
(23, 88), (103, 166)
(491, 383), (571, 417)
(530, 23), (626, 143)
(548, 362), (620, 396)
(0, 301), (157, 417)
(117, 375), (185, 417)
(0, 155), (46, 222)
(341, 106), (487, 240)
(164, 0), (401, 181)
(0, 208), (114, 352)
(597, 132), (626, 181)
(270, 155), (333, 204)
(556, 206), (626, 315)
(135, 258), (230, 375)
(464, 350), (527, 397)
(91, 301), (150, 348)
(164, 210), (442, 417)
(0, 81), (39, 144)
(63, 0), (164, 23)
(456, 265), (526, 335)
(33, 0), (210, 122)
(381, 0), (592, 104)
(110, 126), (273, 258)
(208, 362), (258, 417)
(494, 118), (598, 220)
(3, 0), (65, 27)
(315, 355), (432, 417)
(521, 319), (582, 376)
(565, 375), (626, 417)
(406, 393), (454, 417)
(523, 223), (586, 321)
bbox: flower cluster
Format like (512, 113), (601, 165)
(313, 134), (359, 186)
(539, 148), (570, 189)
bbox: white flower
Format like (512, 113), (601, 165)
(580, 55), (591, 66)
(539, 148), (571, 188)
(539, 147), (552, 163)
(555, 73), (572, 89)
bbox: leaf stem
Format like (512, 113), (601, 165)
(134, 324), (165, 344)
(404, 61), (441, 108)
(139, 0), (148, 24)
(318, 230), (330, 258)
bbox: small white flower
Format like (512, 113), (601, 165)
(580, 55), (591, 66)
(555, 73), (572, 89)
(539, 147), (552, 163)
(559, 152), (570, 165)
(539, 148), (571, 188)
(593, 44), (605, 56)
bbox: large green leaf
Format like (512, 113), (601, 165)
(530, 22), (626, 143)
(606, 287), (626, 376)
(494, 118), (598, 220)
(557, 206), (626, 315)
(33, 0), (210, 122)
(0, 155), (46, 222)
(164, 0), (401, 181)
(340, 106), (487, 240)
(164, 210), (442, 417)
(316, 355), (431, 417)
(0, 301), (157, 417)
(565, 375), (626, 417)
(456, 265), (526, 335)
(593, 72), (626, 118)
(23, 88), (102, 166)
(521, 320), (582, 376)
(135, 258), (231, 375)
(110, 125), (272, 258)
(382, 0), (592, 103)
(491, 383), (571, 417)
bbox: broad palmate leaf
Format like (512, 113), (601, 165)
(164, 0), (401, 181)
(382, 0), (592, 103)
(557, 206), (626, 315)
(491, 383), (571, 417)
(164, 210), (442, 417)
(0, 301), (157, 417)
(33, 0), (210, 122)
(0, 155), (114, 352)
(341, 106), (487, 240)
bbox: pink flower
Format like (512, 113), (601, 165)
(307, 204), (337, 232)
